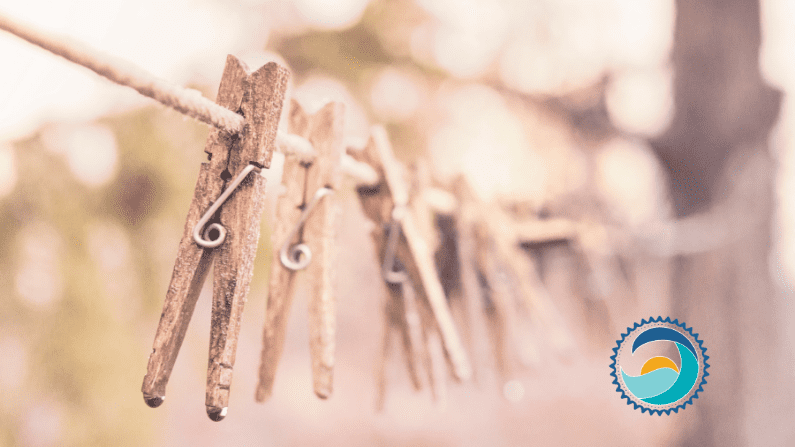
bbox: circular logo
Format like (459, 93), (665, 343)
(609, 317), (709, 415)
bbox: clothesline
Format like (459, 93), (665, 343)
(0, 11), (378, 185)
(0, 10), (605, 247)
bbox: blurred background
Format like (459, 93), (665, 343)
(0, 0), (793, 445)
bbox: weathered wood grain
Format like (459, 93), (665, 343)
(206, 60), (289, 421)
(255, 100), (345, 401)
(141, 55), (248, 408)
(302, 102), (345, 399)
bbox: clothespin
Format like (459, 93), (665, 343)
(451, 177), (527, 381)
(411, 163), (492, 385)
(255, 99), (345, 402)
(462, 184), (576, 360)
(141, 55), (289, 421)
(351, 126), (472, 395)
(410, 161), (483, 404)
(429, 177), (492, 384)
(367, 168), (443, 408)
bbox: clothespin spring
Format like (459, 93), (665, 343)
(279, 187), (334, 270)
(382, 205), (409, 284)
(193, 163), (262, 249)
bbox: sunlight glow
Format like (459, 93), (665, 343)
(293, 0), (371, 30)
(606, 67), (674, 137)
(429, 84), (547, 201)
(370, 67), (424, 122)
(43, 124), (119, 187)
(595, 138), (668, 227)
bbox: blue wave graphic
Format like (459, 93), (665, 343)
(641, 343), (698, 406)
(621, 367), (679, 399)
(632, 327), (696, 357)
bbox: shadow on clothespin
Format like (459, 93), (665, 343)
(255, 99), (345, 402)
(141, 55), (289, 421)
(351, 126), (471, 409)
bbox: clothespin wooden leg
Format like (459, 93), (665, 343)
(302, 102), (345, 398)
(374, 277), (425, 410)
(374, 222), (424, 398)
(206, 60), (289, 421)
(473, 224), (517, 381)
(374, 296), (394, 411)
(398, 280), (425, 391)
(255, 100), (308, 402)
(399, 207), (471, 381)
(408, 282), (445, 404)
(406, 161), (451, 401)
(141, 56), (248, 408)
(434, 214), (474, 366)
(452, 207), (493, 384)
(514, 250), (574, 355)
(425, 328), (448, 407)
(480, 201), (575, 358)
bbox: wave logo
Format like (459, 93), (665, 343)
(609, 317), (708, 415)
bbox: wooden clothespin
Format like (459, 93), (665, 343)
(141, 55), (289, 421)
(451, 177), (527, 381)
(489, 206), (575, 357)
(456, 180), (575, 363)
(365, 163), (444, 408)
(256, 99), (345, 402)
(411, 163), (494, 387)
(424, 177), (492, 384)
(351, 126), (472, 404)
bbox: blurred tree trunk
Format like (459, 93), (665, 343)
(651, 0), (784, 445)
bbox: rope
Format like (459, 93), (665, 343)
(0, 12), (245, 134)
(275, 133), (379, 186)
(0, 11), (379, 185)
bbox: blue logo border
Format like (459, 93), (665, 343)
(609, 316), (709, 415)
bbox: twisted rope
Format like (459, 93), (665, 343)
(0, 12), (379, 185)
